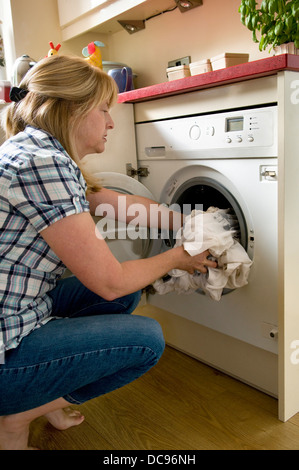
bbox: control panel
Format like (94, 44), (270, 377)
(136, 105), (277, 159)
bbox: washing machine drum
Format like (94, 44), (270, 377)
(168, 176), (248, 251)
(165, 175), (252, 296)
(93, 172), (155, 262)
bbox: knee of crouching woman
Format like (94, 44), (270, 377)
(140, 316), (165, 364)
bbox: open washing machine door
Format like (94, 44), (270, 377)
(93, 172), (157, 262)
(96, 172), (154, 199)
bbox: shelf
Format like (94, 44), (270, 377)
(117, 54), (299, 103)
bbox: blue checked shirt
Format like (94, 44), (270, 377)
(0, 126), (90, 354)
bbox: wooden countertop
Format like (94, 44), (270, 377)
(117, 54), (299, 104)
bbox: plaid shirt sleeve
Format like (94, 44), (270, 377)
(7, 153), (90, 233)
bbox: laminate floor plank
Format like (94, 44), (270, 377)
(28, 346), (299, 450)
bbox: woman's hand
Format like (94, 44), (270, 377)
(172, 246), (217, 274)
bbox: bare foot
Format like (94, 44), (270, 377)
(0, 398), (78, 449)
(0, 415), (37, 450)
(45, 407), (85, 430)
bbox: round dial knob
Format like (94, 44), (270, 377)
(189, 125), (201, 140)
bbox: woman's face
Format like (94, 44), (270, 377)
(74, 101), (114, 159)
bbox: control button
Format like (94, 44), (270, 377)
(189, 125), (201, 140)
(206, 125), (215, 136)
(236, 136), (242, 143)
(226, 137), (232, 143)
(248, 135), (254, 142)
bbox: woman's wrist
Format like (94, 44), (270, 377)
(170, 245), (188, 269)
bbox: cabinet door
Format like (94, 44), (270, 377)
(81, 102), (138, 176)
(58, 0), (147, 39)
(58, 0), (107, 27)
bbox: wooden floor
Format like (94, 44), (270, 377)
(29, 345), (299, 451)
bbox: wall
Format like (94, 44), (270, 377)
(9, 0), (62, 62)
(1, 0), (110, 81)
(0, 0), (15, 80)
(108, 0), (270, 88)
(3, 0), (271, 88)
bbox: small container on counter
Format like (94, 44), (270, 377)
(189, 59), (212, 75)
(166, 65), (190, 81)
(0, 80), (11, 102)
(211, 53), (249, 71)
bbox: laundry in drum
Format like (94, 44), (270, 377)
(152, 206), (252, 301)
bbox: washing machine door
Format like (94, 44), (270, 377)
(159, 164), (254, 260)
(153, 164), (255, 297)
(93, 172), (157, 262)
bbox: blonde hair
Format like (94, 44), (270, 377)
(3, 54), (118, 192)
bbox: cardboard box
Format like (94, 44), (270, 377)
(211, 53), (249, 71)
(166, 65), (190, 81)
(190, 59), (212, 75)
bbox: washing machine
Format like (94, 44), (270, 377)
(94, 105), (278, 355)
(133, 104), (279, 355)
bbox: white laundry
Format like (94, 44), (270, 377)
(152, 207), (253, 301)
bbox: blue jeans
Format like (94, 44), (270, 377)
(0, 277), (165, 415)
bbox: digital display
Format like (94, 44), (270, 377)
(226, 117), (244, 132)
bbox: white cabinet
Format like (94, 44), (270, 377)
(102, 72), (299, 423)
(58, 0), (109, 26)
(57, 0), (147, 39)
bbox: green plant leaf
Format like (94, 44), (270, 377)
(259, 35), (265, 50)
(269, 0), (278, 15)
(275, 21), (284, 35)
(260, 0), (268, 13)
(252, 30), (259, 42)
